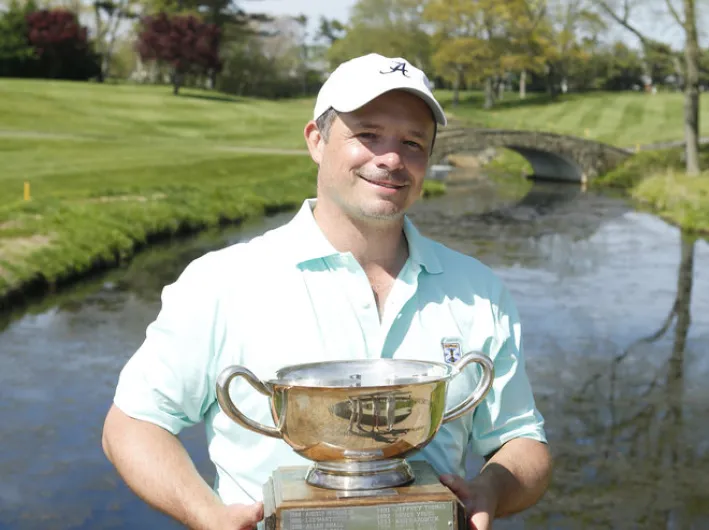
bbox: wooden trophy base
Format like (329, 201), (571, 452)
(263, 460), (466, 530)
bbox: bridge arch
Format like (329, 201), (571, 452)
(431, 128), (632, 183)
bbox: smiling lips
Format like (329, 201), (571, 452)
(358, 173), (407, 190)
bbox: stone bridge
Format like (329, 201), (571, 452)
(431, 128), (633, 183)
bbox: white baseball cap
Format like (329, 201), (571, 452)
(313, 53), (447, 127)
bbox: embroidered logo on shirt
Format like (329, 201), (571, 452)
(441, 338), (463, 363)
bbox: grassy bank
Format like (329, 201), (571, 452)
(592, 147), (709, 234)
(0, 80), (444, 309)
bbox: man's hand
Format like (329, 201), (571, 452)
(210, 502), (264, 530)
(440, 474), (497, 530)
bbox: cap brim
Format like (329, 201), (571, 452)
(331, 86), (447, 127)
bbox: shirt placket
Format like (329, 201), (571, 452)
(336, 254), (380, 358)
(378, 260), (422, 357)
(336, 254), (422, 358)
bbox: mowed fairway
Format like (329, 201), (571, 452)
(437, 90), (709, 148)
(0, 79), (317, 206)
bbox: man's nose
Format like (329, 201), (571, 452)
(373, 139), (404, 172)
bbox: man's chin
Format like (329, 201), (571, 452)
(355, 202), (408, 222)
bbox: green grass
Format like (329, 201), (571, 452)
(0, 79), (443, 306)
(591, 145), (709, 234)
(0, 79), (314, 148)
(632, 171), (709, 232)
(435, 90), (708, 148)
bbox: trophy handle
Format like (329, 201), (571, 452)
(216, 365), (283, 439)
(442, 352), (495, 424)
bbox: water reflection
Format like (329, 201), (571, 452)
(519, 233), (708, 530)
(0, 177), (707, 529)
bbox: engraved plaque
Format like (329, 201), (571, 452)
(281, 502), (455, 530)
(262, 462), (465, 530)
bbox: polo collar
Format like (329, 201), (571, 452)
(285, 199), (443, 274)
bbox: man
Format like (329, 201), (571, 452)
(102, 53), (552, 530)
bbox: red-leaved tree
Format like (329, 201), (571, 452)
(137, 13), (222, 95)
(25, 9), (100, 80)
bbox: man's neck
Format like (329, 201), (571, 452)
(312, 202), (409, 276)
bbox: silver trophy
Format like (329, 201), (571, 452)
(216, 353), (494, 491)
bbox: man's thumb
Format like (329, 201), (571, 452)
(233, 502), (264, 526)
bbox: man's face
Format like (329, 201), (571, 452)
(308, 90), (436, 223)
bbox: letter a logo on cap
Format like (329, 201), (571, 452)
(380, 61), (410, 77)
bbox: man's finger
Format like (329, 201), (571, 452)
(440, 474), (474, 511)
(470, 510), (492, 530)
(229, 501), (264, 528)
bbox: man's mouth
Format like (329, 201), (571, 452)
(359, 175), (406, 189)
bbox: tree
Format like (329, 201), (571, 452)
(137, 12), (222, 94)
(0, 0), (37, 77)
(675, 0), (700, 176)
(92, 0), (140, 80)
(425, 0), (527, 108)
(25, 8), (101, 79)
(541, 0), (604, 97)
(592, 0), (702, 175)
(316, 17), (345, 46)
(424, 0), (494, 107)
(597, 41), (645, 90)
(502, 0), (555, 99)
(327, 0), (433, 73)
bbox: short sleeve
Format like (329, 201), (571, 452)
(113, 254), (224, 435)
(470, 285), (547, 457)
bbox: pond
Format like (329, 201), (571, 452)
(1, 171), (707, 529)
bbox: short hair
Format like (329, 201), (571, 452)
(315, 107), (338, 141)
(315, 105), (437, 153)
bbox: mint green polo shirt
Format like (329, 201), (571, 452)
(113, 199), (546, 505)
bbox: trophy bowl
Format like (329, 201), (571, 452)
(216, 352), (494, 491)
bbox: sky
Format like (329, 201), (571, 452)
(241, 0), (691, 50)
(244, 0), (357, 26)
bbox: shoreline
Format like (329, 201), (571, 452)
(0, 203), (294, 314)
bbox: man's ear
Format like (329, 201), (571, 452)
(304, 121), (324, 165)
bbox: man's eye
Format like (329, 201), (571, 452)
(404, 140), (423, 150)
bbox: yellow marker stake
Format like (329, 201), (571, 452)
(585, 129), (589, 137)
(24, 182), (31, 201)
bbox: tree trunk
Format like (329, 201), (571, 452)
(683, 0), (700, 175)
(497, 75), (505, 100)
(484, 77), (494, 109)
(520, 69), (527, 99)
(546, 63), (556, 99)
(173, 71), (182, 95)
(452, 67), (462, 107)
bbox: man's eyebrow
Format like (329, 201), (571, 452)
(354, 120), (430, 141)
(352, 120), (382, 130)
(407, 128), (429, 140)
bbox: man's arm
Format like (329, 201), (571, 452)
(102, 405), (263, 530)
(441, 438), (552, 529)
